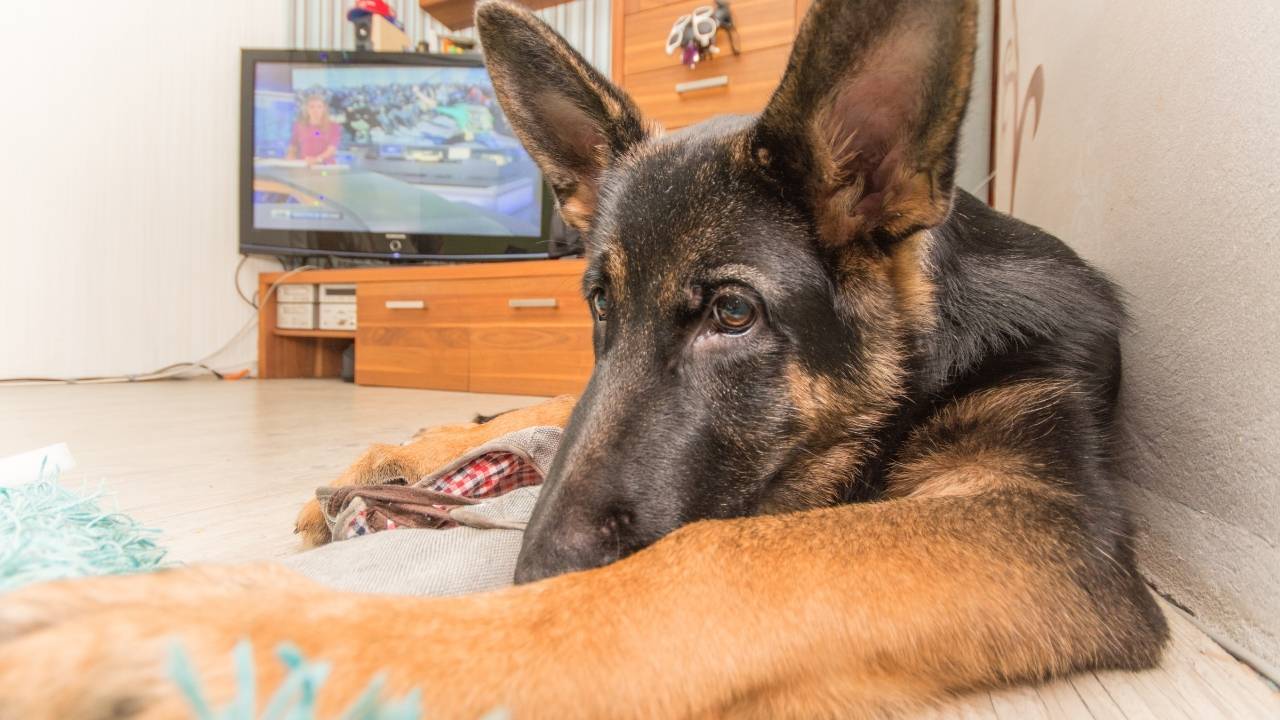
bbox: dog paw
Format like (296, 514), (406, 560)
(0, 566), (376, 719)
(295, 497), (333, 547)
(295, 441), (441, 547)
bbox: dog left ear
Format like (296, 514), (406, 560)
(476, 0), (648, 233)
(750, 0), (978, 246)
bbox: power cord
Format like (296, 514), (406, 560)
(0, 265), (317, 387)
(235, 254), (292, 309)
(234, 255), (256, 309)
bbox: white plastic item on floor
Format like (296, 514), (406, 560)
(0, 443), (76, 488)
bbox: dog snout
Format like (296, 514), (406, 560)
(514, 504), (636, 584)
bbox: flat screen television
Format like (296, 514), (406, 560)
(239, 49), (553, 261)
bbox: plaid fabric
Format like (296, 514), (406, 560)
(327, 451), (546, 540)
(428, 452), (543, 500)
(319, 428), (563, 544)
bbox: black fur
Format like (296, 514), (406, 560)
(474, 5), (1158, 666)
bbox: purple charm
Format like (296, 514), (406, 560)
(682, 41), (699, 68)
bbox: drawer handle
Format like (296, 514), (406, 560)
(385, 300), (425, 310)
(508, 298), (558, 309)
(675, 75), (729, 94)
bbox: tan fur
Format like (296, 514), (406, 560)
(885, 381), (1078, 500)
(778, 275), (905, 510)
(0, 468), (1163, 719)
(560, 190), (596, 233)
(889, 229), (938, 330)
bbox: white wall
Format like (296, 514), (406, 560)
(0, 1), (289, 379)
(955, 0), (994, 196)
(994, 0), (1280, 667)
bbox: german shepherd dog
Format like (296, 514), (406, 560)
(0, 0), (1169, 716)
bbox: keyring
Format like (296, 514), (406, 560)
(689, 7), (717, 47)
(666, 6), (719, 56)
(665, 14), (692, 55)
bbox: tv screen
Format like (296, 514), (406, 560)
(239, 50), (551, 260)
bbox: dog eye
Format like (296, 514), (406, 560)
(589, 289), (608, 321)
(711, 293), (756, 334)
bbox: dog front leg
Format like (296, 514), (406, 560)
(1, 488), (1167, 719)
(297, 487), (1165, 717)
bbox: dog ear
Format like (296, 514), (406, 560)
(750, 0), (977, 246)
(476, 0), (648, 233)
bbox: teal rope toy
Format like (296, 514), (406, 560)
(0, 466), (168, 592)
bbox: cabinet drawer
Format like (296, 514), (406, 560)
(624, 0), (677, 14)
(624, 44), (791, 129)
(358, 280), (479, 327)
(468, 325), (594, 396)
(622, 0), (796, 77)
(355, 326), (469, 391)
(461, 276), (592, 324)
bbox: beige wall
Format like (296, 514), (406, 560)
(994, 0), (1280, 666)
(0, 1), (288, 379)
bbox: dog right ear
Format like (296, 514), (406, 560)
(476, 0), (648, 233)
(750, 0), (978, 247)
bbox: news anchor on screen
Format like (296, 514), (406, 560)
(288, 94), (340, 166)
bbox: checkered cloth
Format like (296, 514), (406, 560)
(318, 428), (562, 543)
(429, 452), (543, 499)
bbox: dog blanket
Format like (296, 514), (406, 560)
(283, 426), (562, 597)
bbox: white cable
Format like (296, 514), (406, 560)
(0, 265), (318, 386)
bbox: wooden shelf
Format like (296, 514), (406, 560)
(273, 329), (356, 339)
(419, 0), (572, 30)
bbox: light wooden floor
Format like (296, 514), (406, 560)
(2, 379), (1276, 718)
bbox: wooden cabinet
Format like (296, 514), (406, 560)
(258, 260), (593, 396)
(613, 0), (805, 130)
(358, 326), (471, 391)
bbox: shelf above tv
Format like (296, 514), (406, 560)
(273, 329), (356, 339)
(419, 0), (573, 30)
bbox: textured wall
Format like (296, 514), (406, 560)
(994, 0), (1280, 666)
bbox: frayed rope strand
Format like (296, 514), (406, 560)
(0, 467), (168, 593)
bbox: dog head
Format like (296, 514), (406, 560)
(475, 0), (977, 582)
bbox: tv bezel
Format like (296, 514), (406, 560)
(239, 49), (554, 261)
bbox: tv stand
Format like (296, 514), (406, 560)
(257, 259), (592, 396)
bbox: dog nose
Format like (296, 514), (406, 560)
(514, 507), (634, 584)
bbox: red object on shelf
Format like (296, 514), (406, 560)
(347, 0), (403, 29)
